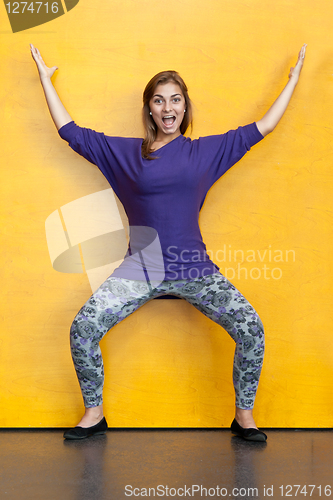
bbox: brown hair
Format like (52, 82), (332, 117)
(141, 70), (193, 160)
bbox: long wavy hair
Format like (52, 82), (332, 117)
(141, 70), (193, 160)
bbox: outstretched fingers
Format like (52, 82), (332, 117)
(29, 44), (58, 78)
(289, 43), (307, 80)
(297, 43), (307, 65)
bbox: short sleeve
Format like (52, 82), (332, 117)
(197, 122), (264, 186)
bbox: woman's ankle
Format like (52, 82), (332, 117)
(235, 407), (257, 429)
(85, 405), (103, 416)
(76, 405), (104, 428)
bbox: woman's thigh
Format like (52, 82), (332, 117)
(164, 272), (264, 342)
(71, 276), (162, 344)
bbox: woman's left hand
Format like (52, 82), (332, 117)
(256, 44), (307, 136)
(289, 44), (307, 81)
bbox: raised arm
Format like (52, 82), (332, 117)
(256, 44), (307, 137)
(30, 44), (72, 130)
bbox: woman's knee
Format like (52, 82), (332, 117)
(249, 311), (265, 341)
(70, 303), (119, 343)
(218, 306), (265, 347)
(244, 310), (265, 354)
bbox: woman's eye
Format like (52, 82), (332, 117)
(154, 99), (162, 104)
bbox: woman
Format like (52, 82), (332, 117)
(30, 43), (306, 441)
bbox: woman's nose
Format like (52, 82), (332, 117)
(163, 101), (172, 112)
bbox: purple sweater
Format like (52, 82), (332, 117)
(58, 121), (263, 281)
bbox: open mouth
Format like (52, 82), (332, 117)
(162, 115), (176, 127)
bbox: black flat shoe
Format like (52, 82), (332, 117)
(63, 417), (108, 440)
(230, 418), (267, 442)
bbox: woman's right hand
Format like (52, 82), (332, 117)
(29, 44), (72, 130)
(288, 44), (307, 82)
(30, 44), (58, 80)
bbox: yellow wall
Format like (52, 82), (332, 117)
(1, 0), (333, 427)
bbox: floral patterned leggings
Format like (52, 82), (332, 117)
(69, 272), (265, 410)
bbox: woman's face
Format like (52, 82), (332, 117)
(149, 81), (186, 141)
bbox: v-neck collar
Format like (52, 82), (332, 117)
(150, 134), (184, 154)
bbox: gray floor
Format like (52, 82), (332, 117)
(0, 429), (332, 500)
